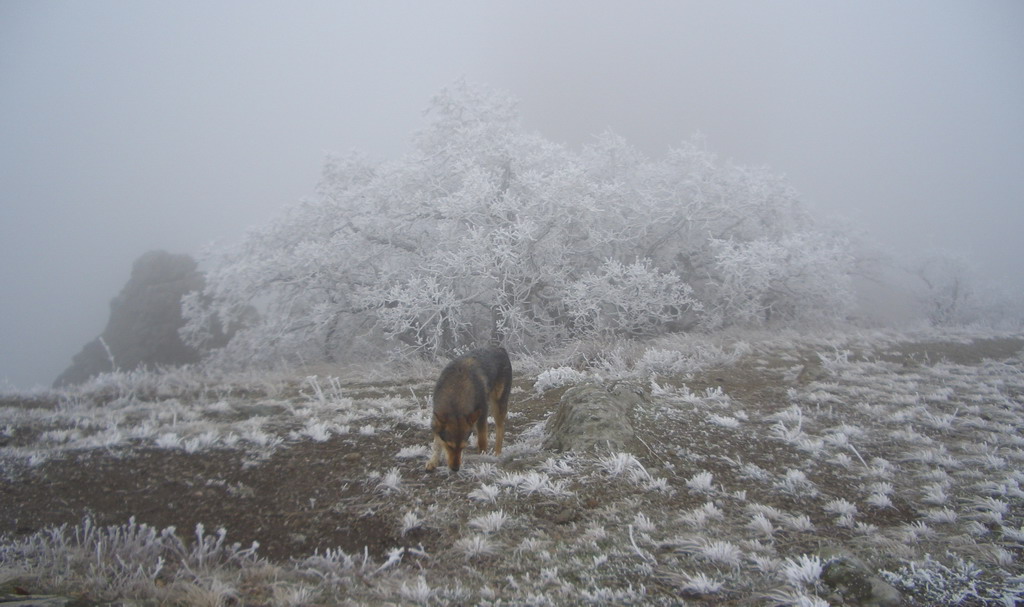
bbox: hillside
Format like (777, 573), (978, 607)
(2, 328), (1023, 605)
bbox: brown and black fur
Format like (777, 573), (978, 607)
(425, 346), (512, 472)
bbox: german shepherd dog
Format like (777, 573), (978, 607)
(425, 346), (512, 472)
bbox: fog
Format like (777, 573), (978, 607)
(2, 0), (1022, 388)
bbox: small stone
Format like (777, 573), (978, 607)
(552, 508), (577, 525)
(343, 452), (361, 462)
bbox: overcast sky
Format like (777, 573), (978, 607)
(2, 1), (1022, 388)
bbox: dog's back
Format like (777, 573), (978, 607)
(427, 346), (512, 471)
(433, 355), (489, 420)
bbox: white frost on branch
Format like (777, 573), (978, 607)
(183, 81), (857, 369)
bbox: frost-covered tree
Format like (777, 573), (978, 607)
(705, 231), (854, 327)
(564, 259), (701, 337)
(905, 252), (1024, 328)
(911, 254), (974, 326)
(183, 81), (855, 369)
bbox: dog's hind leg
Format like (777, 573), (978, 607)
(491, 380), (509, 456)
(493, 410), (505, 456)
(476, 408), (488, 453)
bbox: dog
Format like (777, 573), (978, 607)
(425, 346), (512, 472)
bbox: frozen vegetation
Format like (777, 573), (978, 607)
(2, 327), (1024, 605)
(179, 82), (1022, 377)
(3, 83), (1023, 605)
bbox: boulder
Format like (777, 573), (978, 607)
(821, 548), (903, 607)
(54, 251), (209, 386)
(542, 381), (646, 454)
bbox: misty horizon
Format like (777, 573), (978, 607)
(2, 1), (1023, 388)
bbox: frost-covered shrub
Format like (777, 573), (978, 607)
(469, 510), (510, 534)
(0, 517), (260, 602)
(534, 367), (589, 394)
(465, 482), (500, 504)
(184, 81), (855, 369)
(686, 471), (715, 494)
(564, 259), (701, 338)
(635, 348), (690, 376)
(456, 534), (496, 558)
(881, 553), (1024, 606)
(782, 554), (823, 588)
(705, 231), (853, 328)
(497, 471), (571, 497)
(677, 571), (724, 595)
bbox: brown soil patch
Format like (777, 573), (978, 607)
(2, 335), (1022, 605)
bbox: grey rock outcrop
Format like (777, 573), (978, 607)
(54, 251), (208, 387)
(821, 549), (903, 607)
(542, 381), (646, 454)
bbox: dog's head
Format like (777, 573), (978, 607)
(432, 410), (480, 471)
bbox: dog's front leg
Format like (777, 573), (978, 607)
(425, 435), (443, 471)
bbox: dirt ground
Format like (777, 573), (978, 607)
(3, 337), (1022, 562)
(1, 335), (1022, 603)
(0, 376), (571, 563)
